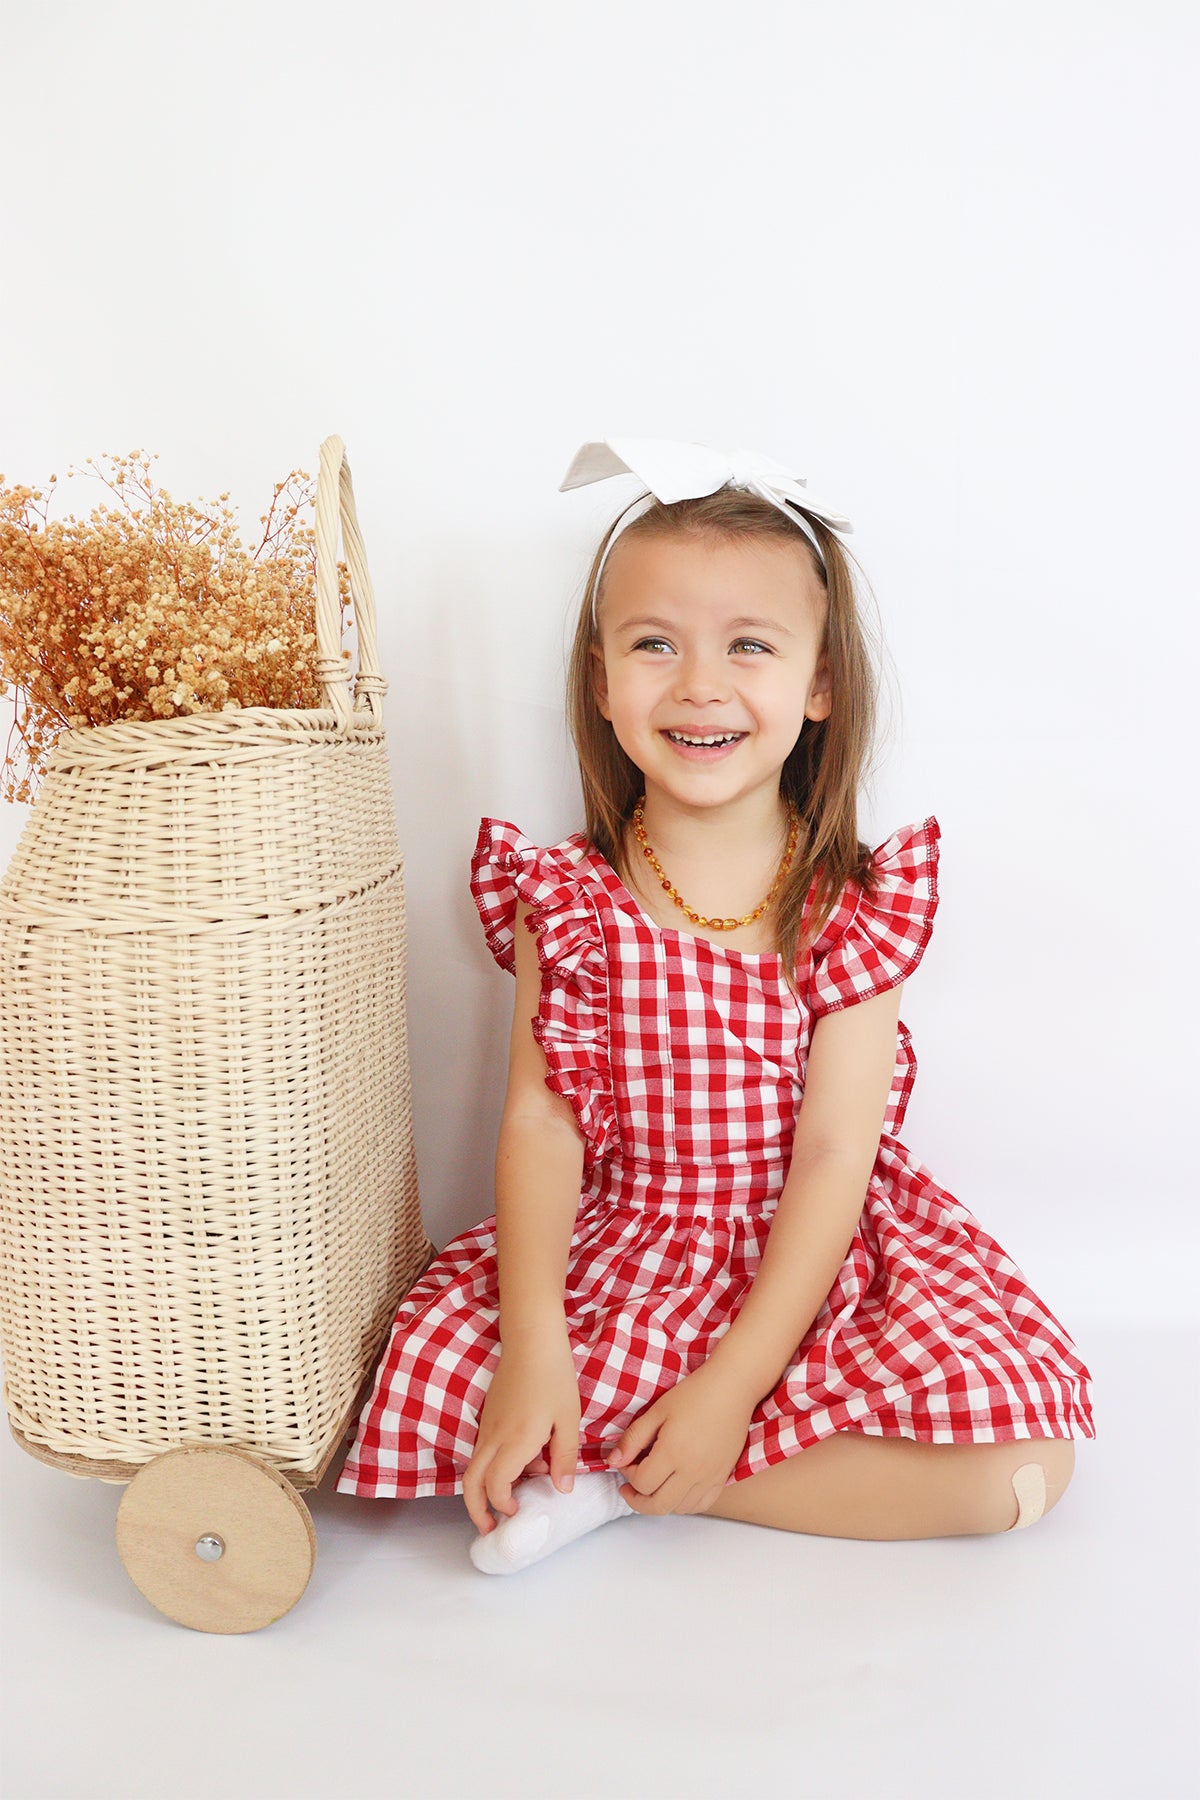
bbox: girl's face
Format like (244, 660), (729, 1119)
(591, 528), (832, 817)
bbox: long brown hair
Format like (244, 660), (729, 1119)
(565, 488), (886, 978)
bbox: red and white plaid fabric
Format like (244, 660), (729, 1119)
(337, 815), (1094, 1500)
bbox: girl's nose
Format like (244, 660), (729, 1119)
(673, 650), (731, 704)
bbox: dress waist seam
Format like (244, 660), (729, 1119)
(604, 1154), (788, 1175)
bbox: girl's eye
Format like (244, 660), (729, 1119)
(731, 638), (772, 655)
(632, 637), (674, 654)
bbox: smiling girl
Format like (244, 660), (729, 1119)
(337, 438), (1094, 1572)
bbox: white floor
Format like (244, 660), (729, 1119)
(1, 1324), (1195, 1800)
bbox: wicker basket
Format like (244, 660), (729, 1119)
(0, 435), (434, 1496)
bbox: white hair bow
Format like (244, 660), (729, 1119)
(559, 437), (853, 584)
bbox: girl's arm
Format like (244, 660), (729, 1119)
(462, 905), (588, 1528)
(493, 898), (587, 1343)
(702, 981), (906, 1407)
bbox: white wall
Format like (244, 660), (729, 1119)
(2, 1), (1194, 1330)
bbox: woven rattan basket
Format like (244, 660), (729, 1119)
(0, 437), (434, 1627)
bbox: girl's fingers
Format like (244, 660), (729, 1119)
(641, 1472), (683, 1515)
(549, 1422), (581, 1493)
(607, 1413), (659, 1470)
(461, 1455), (496, 1534)
(619, 1441), (673, 1499)
(490, 1455), (582, 1483)
(485, 1452), (531, 1521)
(465, 1446), (525, 1531)
(549, 1453), (578, 1493)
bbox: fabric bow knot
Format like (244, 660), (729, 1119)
(558, 437), (853, 580)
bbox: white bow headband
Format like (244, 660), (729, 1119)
(558, 437), (854, 598)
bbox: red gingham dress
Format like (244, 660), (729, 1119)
(337, 814), (1094, 1500)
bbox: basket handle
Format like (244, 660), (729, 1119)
(315, 434), (386, 724)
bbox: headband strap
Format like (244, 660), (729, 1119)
(559, 437), (853, 600)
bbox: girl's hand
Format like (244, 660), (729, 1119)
(603, 1361), (757, 1517)
(462, 1330), (581, 1536)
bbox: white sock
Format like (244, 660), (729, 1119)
(469, 1471), (634, 1575)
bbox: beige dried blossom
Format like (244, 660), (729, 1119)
(0, 452), (354, 804)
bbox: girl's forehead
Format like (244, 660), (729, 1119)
(599, 529), (824, 627)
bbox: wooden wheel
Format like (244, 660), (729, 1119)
(115, 1445), (317, 1633)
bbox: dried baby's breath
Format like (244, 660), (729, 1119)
(0, 451), (354, 804)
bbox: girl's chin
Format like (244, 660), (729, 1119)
(639, 773), (782, 814)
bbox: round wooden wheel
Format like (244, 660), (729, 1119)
(115, 1445), (317, 1633)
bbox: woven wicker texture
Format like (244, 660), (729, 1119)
(0, 436), (433, 1484)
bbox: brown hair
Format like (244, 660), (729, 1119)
(565, 488), (886, 979)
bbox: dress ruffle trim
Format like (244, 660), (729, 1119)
(471, 820), (617, 1167)
(809, 816), (941, 1018)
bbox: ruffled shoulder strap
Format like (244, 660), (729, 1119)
(470, 818), (595, 975)
(470, 818), (617, 1168)
(808, 816), (940, 1017)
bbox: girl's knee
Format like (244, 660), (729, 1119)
(1003, 1438), (1075, 1533)
(1039, 1436), (1076, 1511)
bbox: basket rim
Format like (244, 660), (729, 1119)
(55, 703), (382, 739)
(43, 704), (387, 770)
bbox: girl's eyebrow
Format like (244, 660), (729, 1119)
(616, 614), (796, 637)
(614, 616), (678, 634)
(728, 615), (796, 636)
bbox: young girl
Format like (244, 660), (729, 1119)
(336, 436), (1095, 1573)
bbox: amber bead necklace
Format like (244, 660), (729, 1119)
(630, 798), (801, 931)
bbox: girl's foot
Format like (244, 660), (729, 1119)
(469, 1470), (634, 1574)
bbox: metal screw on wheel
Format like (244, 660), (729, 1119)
(115, 1446), (317, 1634)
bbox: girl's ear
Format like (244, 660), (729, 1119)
(591, 643), (612, 721)
(805, 654), (833, 723)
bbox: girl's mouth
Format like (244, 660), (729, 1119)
(662, 729), (747, 761)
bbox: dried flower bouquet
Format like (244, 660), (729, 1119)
(0, 451), (352, 803)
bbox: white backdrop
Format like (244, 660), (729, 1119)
(2, 0), (1194, 1339)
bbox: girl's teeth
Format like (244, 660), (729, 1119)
(668, 732), (739, 746)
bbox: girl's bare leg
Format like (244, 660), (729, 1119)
(700, 1430), (1076, 1539)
